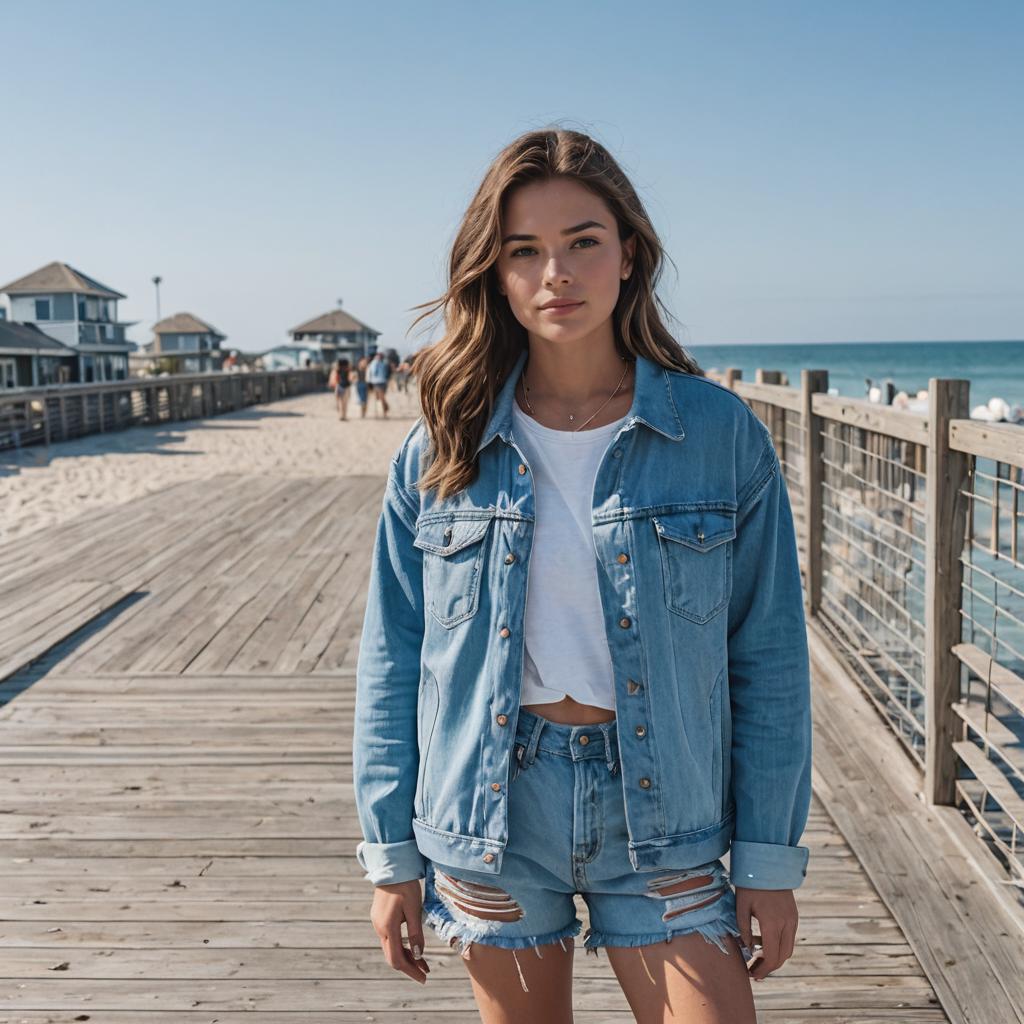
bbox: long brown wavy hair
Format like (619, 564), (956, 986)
(408, 127), (703, 500)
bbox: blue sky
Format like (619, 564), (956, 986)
(1, 0), (1020, 354)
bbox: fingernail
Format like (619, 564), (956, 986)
(412, 943), (422, 959)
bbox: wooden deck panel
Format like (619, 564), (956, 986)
(0, 476), (960, 1020)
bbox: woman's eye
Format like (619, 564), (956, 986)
(510, 237), (599, 258)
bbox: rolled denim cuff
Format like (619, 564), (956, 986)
(729, 839), (809, 890)
(355, 838), (426, 886)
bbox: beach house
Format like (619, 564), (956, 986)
(259, 306), (381, 370)
(144, 312), (226, 374)
(0, 261), (136, 383)
(0, 321), (79, 388)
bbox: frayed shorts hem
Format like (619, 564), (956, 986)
(423, 900), (583, 955)
(583, 918), (747, 958)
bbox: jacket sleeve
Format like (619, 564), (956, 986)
(726, 427), (813, 890)
(352, 455), (427, 886)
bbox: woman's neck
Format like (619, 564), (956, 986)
(515, 345), (635, 430)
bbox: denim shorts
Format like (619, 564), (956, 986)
(422, 707), (748, 989)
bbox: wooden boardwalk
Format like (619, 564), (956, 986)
(0, 472), (978, 1021)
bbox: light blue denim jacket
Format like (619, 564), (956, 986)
(353, 349), (812, 890)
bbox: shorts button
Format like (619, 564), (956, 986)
(578, 735), (590, 745)
(496, 714), (508, 726)
(499, 626), (511, 638)
(482, 852), (495, 863)
(635, 725), (646, 737)
(490, 782), (501, 791)
(639, 777), (651, 788)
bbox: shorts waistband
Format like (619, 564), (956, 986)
(514, 706), (619, 769)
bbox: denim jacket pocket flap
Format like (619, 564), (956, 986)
(413, 516), (492, 556)
(652, 509), (736, 552)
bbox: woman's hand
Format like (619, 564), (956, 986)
(370, 879), (431, 984)
(734, 886), (798, 981)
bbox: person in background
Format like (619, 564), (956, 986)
(328, 357), (352, 420)
(366, 351), (391, 418)
(354, 356), (370, 418)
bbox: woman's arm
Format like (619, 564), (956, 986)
(352, 456), (427, 886)
(726, 427), (813, 891)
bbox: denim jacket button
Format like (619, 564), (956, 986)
(499, 626), (511, 638)
(627, 679), (642, 694)
(616, 552), (629, 563)
(635, 725), (646, 737)
(619, 617), (631, 629)
(482, 852), (495, 862)
(639, 777), (651, 788)
(490, 782), (501, 791)
(496, 714), (508, 726)
(517, 463), (527, 475)
(504, 553), (516, 564)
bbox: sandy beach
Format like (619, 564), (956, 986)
(0, 384), (421, 544)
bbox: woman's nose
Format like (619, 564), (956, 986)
(543, 257), (572, 286)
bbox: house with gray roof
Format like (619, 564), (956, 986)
(0, 261), (136, 383)
(0, 321), (78, 388)
(257, 305), (380, 371)
(144, 312), (226, 374)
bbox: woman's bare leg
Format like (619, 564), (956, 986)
(606, 929), (755, 1023)
(456, 937), (575, 1024)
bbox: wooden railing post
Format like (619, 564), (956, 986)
(925, 377), (971, 805)
(801, 369), (829, 616)
(755, 369), (785, 452)
(723, 367), (742, 390)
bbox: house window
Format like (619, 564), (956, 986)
(0, 308), (6, 320)
(35, 298), (52, 320)
(0, 358), (16, 387)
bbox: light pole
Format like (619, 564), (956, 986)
(152, 276), (162, 323)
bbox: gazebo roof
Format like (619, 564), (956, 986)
(289, 309), (379, 337)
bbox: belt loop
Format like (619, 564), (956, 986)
(602, 723), (618, 774)
(524, 712), (546, 766)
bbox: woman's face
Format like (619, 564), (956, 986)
(494, 177), (635, 347)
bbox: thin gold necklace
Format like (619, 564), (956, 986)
(520, 355), (631, 432)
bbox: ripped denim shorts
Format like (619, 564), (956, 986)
(422, 706), (750, 992)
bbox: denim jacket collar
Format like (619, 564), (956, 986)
(474, 348), (687, 457)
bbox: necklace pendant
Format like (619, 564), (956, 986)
(568, 414), (574, 421)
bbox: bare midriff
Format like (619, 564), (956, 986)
(522, 695), (616, 725)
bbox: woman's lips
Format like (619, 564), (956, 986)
(540, 301), (584, 315)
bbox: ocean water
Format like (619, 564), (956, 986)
(687, 340), (1024, 414)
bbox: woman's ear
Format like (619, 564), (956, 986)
(621, 234), (637, 280)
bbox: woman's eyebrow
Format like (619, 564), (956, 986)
(501, 220), (607, 245)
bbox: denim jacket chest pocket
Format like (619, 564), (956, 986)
(412, 514), (493, 627)
(651, 508), (737, 624)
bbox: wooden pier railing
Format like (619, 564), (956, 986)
(712, 366), (1024, 888)
(0, 368), (325, 451)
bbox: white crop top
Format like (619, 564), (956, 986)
(511, 400), (630, 711)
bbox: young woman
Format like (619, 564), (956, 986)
(331, 357), (351, 420)
(353, 128), (812, 1024)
